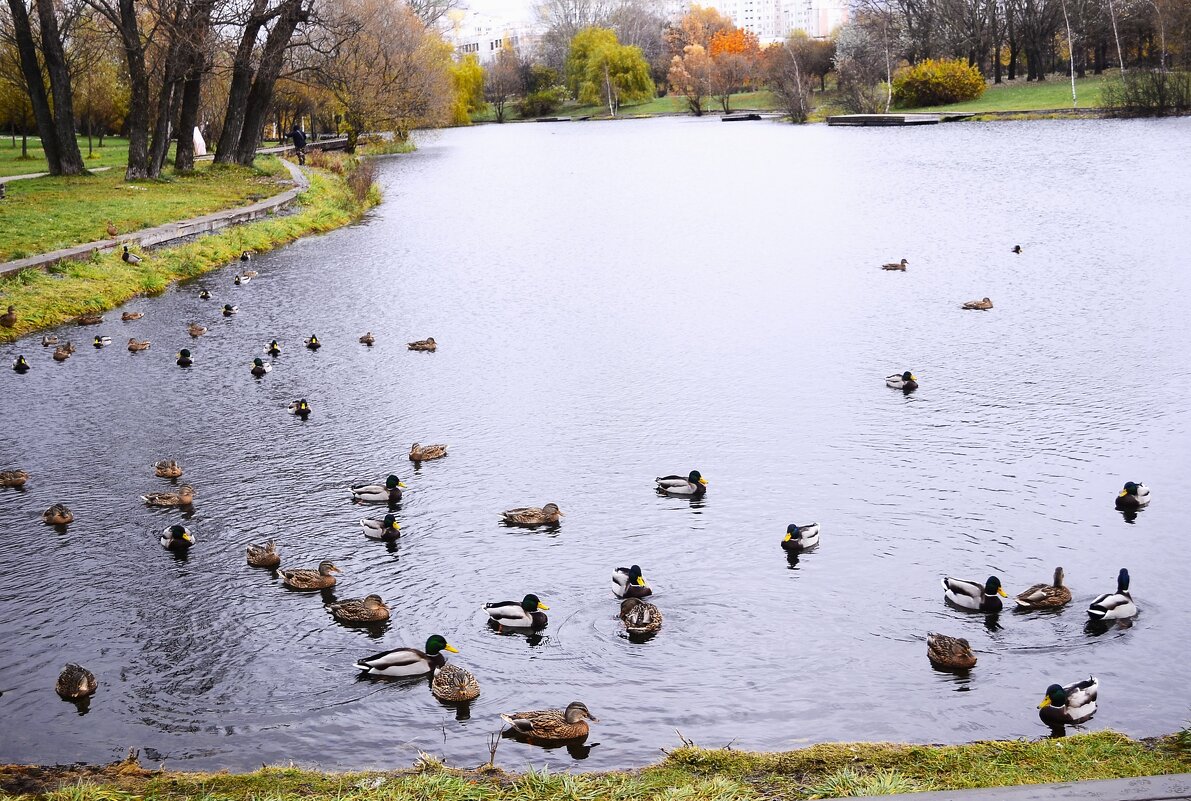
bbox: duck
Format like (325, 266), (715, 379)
(41, 335), (58, 346)
(121, 311), (144, 322)
(12, 355), (30, 374)
(121, 245), (142, 265)
(781, 522), (820, 552)
(926, 632), (977, 669)
(222, 304), (237, 316)
(484, 594), (548, 630)
(281, 560), (341, 590)
(127, 338), (150, 352)
(42, 504), (74, 525)
(881, 258), (908, 271)
(612, 565), (652, 598)
(250, 357), (271, 376)
(501, 701), (598, 742)
(350, 474), (405, 503)
(886, 371), (918, 391)
(1014, 566), (1071, 610)
(76, 312), (103, 325)
(354, 634), (457, 677)
(241, 268), (259, 279)
(942, 575), (1007, 612)
(0, 469), (29, 487)
(188, 323), (207, 337)
(620, 597), (663, 635)
(142, 484), (195, 507)
(1039, 676), (1098, 726)
(961, 297), (994, 310)
(431, 663), (481, 702)
(246, 540), (280, 568)
(1012, 245), (1022, 254)
(1, 305), (17, 327)
(55, 664), (97, 699)
(288, 399), (311, 419)
(233, 273), (250, 285)
(1088, 568), (1137, 620)
(501, 503), (563, 525)
(1114, 482), (1150, 510)
(93, 336), (112, 348)
(360, 514), (401, 541)
(305, 334), (321, 350)
(359, 332), (375, 345)
(198, 290), (211, 299)
(176, 348), (193, 367)
(408, 337), (436, 351)
(153, 460), (183, 478)
(53, 345), (72, 362)
(330, 594), (390, 623)
(240, 250), (252, 263)
(265, 340), (281, 356)
(655, 470), (707, 496)
(409, 443), (448, 461)
(106, 221), (118, 237)
(159, 524), (194, 550)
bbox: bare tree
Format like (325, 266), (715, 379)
(484, 45), (522, 122)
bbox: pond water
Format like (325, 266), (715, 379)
(2, 116), (1190, 772)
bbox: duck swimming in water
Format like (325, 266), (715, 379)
(360, 514), (400, 541)
(1039, 676), (1098, 726)
(305, 334), (320, 350)
(501, 503), (563, 525)
(1088, 568), (1137, 621)
(12, 355), (30, 374)
(250, 357), (271, 377)
(176, 348), (193, 367)
(1014, 567), (1071, 610)
(351, 475), (405, 503)
(484, 594), (549, 630)
(612, 565), (652, 598)
(288, 399), (311, 418)
(655, 470), (707, 496)
(501, 701), (598, 742)
(1114, 482), (1150, 510)
(781, 523), (820, 552)
(961, 297), (993, 310)
(886, 371), (918, 391)
(281, 560), (340, 590)
(926, 632), (977, 670)
(881, 258), (908, 271)
(160, 524), (194, 550)
(942, 575), (1007, 612)
(354, 635), (457, 677)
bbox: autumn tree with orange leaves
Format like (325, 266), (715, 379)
(708, 27), (760, 111)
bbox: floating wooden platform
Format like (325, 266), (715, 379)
(827, 113), (975, 126)
(722, 113), (762, 122)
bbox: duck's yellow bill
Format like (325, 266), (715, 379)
(1118, 490), (1127, 497)
(783, 533), (792, 542)
(538, 602), (550, 610)
(1038, 697), (1052, 709)
(444, 644), (459, 653)
(183, 533), (194, 542)
(997, 588), (1008, 597)
(636, 577), (645, 585)
(698, 478), (708, 485)
(398, 482), (407, 488)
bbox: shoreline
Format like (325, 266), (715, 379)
(2, 731), (1188, 799)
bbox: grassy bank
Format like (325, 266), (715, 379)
(0, 164), (379, 344)
(906, 75), (1105, 113)
(0, 136), (155, 178)
(1, 731), (1187, 800)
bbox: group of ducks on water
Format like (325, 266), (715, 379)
(879, 247), (1022, 310)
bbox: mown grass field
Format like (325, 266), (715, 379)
(0, 136), (149, 178)
(906, 75), (1106, 112)
(1, 731), (1188, 801)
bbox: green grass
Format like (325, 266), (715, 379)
(1, 731), (1188, 801)
(0, 136), (157, 178)
(0, 159), (288, 262)
(470, 90), (779, 122)
(904, 75), (1105, 112)
(0, 166), (379, 343)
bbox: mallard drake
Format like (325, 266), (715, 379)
(1012, 245), (1022, 254)
(926, 632), (977, 669)
(613, 565), (652, 598)
(121, 311), (143, 321)
(330, 594), (390, 623)
(1, 305), (17, 327)
(484, 594), (548, 630)
(409, 443), (448, 461)
(1014, 566), (1071, 610)
(265, 340), (281, 356)
(620, 597), (663, 635)
(355, 634), (457, 676)
(176, 348), (193, 367)
(127, 338), (150, 352)
(160, 524), (194, 550)
(56, 664), (97, 699)
(501, 503), (563, 525)
(12, 355), (30, 374)
(288, 399), (311, 419)
(41, 335), (58, 346)
(961, 297), (994, 310)
(188, 323), (207, 337)
(1039, 676), (1098, 726)
(153, 459), (183, 478)
(122, 245), (142, 264)
(281, 560), (341, 590)
(246, 540), (280, 568)
(198, 290), (211, 299)
(942, 575), (1007, 612)
(501, 701), (598, 742)
(222, 304), (237, 316)
(43, 504), (74, 525)
(408, 337), (436, 351)
(360, 514), (401, 541)
(0, 469), (29, 487)
(1114, 482), (1150, 510)
(240, 250), (252, 263)
(52, 346), (72, 362)
(305, 334), (320, 350)
(142, 484), (195, 507)
(106, 221), (119, 237)
(350, 475), (405, 503)
(1088, 568), (1137, 620)
(359, 332), (375, 345)
(77, 312), (103, 325)
(781, 523), (820, 552)
(92, 336), (112, 348)
(886, 371), (918, 391)
(881, 258), (908, 271)
(234, 274), (250, 285)
(655, 471), (707, 496)
(250, 357), (271, 376)
(431, 663), (480, 702)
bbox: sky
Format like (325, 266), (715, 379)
(460, 0), (536, 21)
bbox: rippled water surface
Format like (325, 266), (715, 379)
(2, 116), (1190, 771)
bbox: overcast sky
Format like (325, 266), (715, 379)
(462, 0), (536, 21)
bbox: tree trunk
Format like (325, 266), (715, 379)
(35, 0), (86, 174)
(233, 0), (308, 166)
(174, 72), (202, 172)
(5, 0), (61, 173)
(214, 0), (271, 163)
(994, 45), (1003, 82)
(110, 0), (151, 179)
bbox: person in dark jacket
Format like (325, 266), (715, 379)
(289, 124), (307, 164)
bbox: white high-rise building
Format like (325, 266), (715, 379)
(709, 0), (847, 41)
(712, 0), (785, 41)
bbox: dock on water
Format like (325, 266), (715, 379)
(827, 112), (975, 126)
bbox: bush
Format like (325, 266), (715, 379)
(345, 159), (377, 204)
(892, 58), (985, 107)
(1102, 70), (1191, 116)
(516, 85), (568, 118)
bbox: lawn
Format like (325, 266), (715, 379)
(905, 74), (1106, 112)
(0, 136), (152, 178)
(0, 158), (287, 263)
(471, 89), (780, 122)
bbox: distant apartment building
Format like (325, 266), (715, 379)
(782, 0), (848, 38)
(708, 0), (847, 41)
(448, 9), (543, 62)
